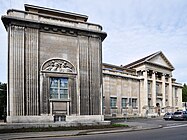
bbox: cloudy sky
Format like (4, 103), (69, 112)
(0, 0), (187, 84)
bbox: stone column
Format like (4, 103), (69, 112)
(152, 71), (156, 107)
(143, 70), (148, 107)
(162, 74), (166, 108)
(172, 87), (175, 110)
(168, 76), (173, 108)
(177, 88), (183, 109)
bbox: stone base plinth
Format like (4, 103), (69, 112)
(7, 115), (54, 123)
(66, 115), (104, 122)
(6, 115), (105, 123)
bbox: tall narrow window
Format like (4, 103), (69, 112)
(132, 98), (137, 108)
(156, 83), (159, 95)
(148, 99), (151, 107)
(110, 97), (117, 108)
(121, 98), (128, 108)
(175, 88), (178, 98)
(129, 98), (132, 106)
(103, 96), (105, 108)
(50, 77), (68, 99)
(148, 82), (151, 94)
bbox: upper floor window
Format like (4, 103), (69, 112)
(50, 77), (68, 99)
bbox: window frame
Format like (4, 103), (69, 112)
(50, 77), (69, 100)
(110, 97), (117, 109)
(121, 98), (128, 108)
(132, 98), (137, 109)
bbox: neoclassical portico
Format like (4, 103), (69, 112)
(141, 70), (174, 115)
(124, 51), (182, 116)
(103, 51), (183, 118)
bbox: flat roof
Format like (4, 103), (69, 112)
(24, 4), (88, 22)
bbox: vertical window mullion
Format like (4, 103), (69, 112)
(58, 79), (60, 99)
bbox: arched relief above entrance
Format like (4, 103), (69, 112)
(41, 58), (76, 74)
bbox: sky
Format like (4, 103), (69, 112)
(0, 0), (187, 84)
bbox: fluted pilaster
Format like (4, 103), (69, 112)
(9, 25), (25, 116)
(25, 28), (39, 115)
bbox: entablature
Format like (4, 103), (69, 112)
(2, 9), (107, 41)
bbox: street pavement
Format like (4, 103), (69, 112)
(40, 124), (187, 140)
(0, 117), (187, 139)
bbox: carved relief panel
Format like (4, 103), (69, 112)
(41, 58), (76, 74)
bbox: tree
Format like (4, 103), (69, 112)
(0, 82), (7, 120)
(182, 83), (187, 102)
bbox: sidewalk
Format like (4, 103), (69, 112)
(0, 122), (162, 139)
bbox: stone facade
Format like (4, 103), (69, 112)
(103, 51), (183, 117)
(2, 4), (106, 123)
(2, 5), (183, 123)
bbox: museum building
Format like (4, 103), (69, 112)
(2, 4), (107, 123)
(103, 51), (183, 117)
(2, 5), (183, 123)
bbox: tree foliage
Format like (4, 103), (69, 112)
(182, 83), (187, 102)
(0, 82), (7, 120)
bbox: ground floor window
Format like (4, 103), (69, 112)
(129, 98), (132, 106)
(110, 97), (117, 108)
(148, 99), (151, 107)
(103, 96), (105, 108)
(121, 98), (128, 108)
(132, 98), (137, 108)
(50, 77), (68, 99)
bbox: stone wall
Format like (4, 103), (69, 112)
(2, 4), (107, 123)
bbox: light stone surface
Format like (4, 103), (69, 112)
(102, 51), (183, 117)
(2, 5), (182, 123)
(66, 115), (104, 122)
(7, 116), (54, 123)
(2, 4), (106, 123)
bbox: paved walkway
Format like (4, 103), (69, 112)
(0, 121), (162, 139)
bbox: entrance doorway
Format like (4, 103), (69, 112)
(156, 103), (161, 116)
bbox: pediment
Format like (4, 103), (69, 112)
(147, 53), (174, 69)
(124, 51), (174, 70)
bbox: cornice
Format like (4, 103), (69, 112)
(1, 15), (107, 41)
(145, 62), (174, 71)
